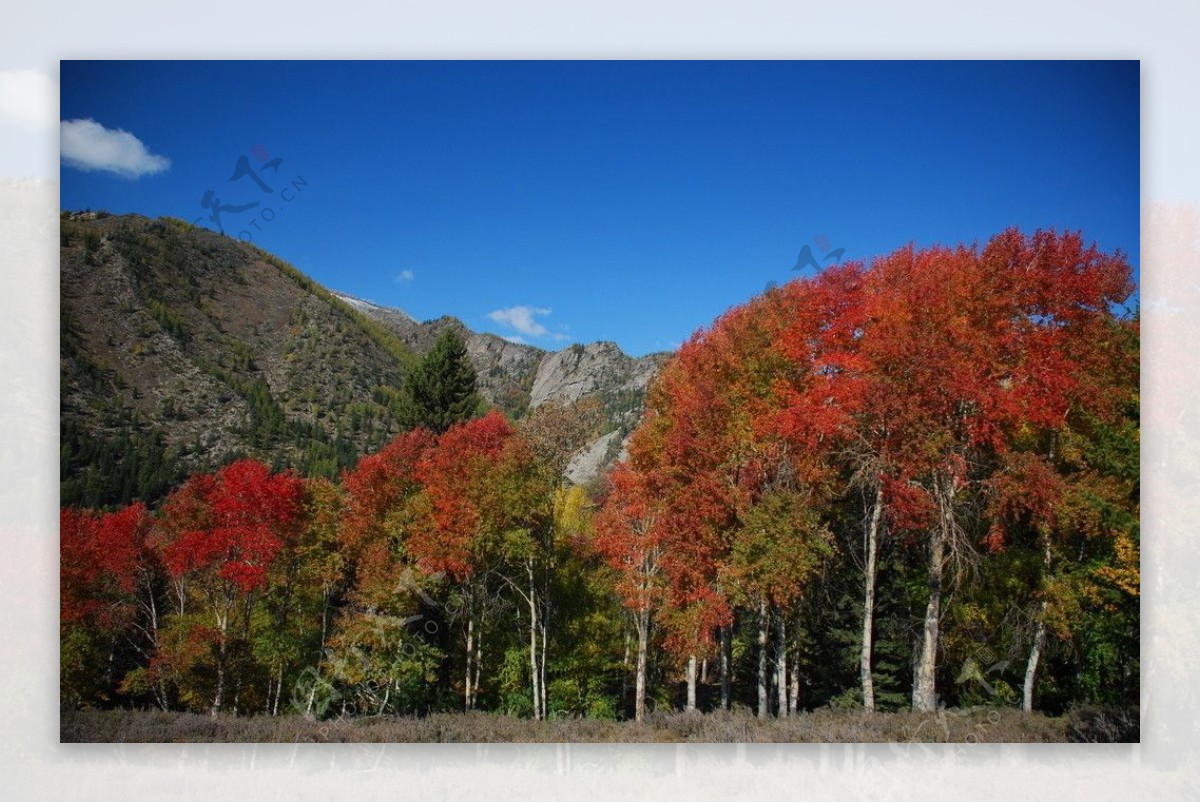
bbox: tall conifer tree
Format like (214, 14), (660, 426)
(397, 329), (482, 433)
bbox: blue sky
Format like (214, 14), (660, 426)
(59, 60), (1139, 357)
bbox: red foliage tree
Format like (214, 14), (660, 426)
(593, 461), (668, 722)
(62, 504), (150, 629)
(853, 230), (1134, 711)
(61, 502), (158, 707)
(410, 410), (549, 711)
(157, 459), (305, 715)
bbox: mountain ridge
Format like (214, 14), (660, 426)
(329, 291), (668, 425)
(59, 212), (667, 507)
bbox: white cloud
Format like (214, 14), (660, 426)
(487, 305), (551, 337)
(395, 269), (414, 282)
(500, 334), (527, 345)
(0, 69), (56, 128)
(60, 118), (170, 178)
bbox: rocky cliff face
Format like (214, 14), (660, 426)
(334, 296), (548, 420)
(564, 429), (626, 486)
(529, 341), (661, 419)
(334, 295), (669, 484)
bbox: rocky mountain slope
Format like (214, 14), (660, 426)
(60, 213), (667, 508)
(333, 293), (666, 446)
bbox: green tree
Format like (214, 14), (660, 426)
(396, 329), (482, 433)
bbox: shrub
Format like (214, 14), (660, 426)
(1065, 704), (1140, 743)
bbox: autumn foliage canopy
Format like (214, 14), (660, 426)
(61, 229), (1138, 722)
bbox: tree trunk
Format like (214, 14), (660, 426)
(173, 578), (187, 616)
(1023, 540), (1053, 713)
(776, 613), (788, 717)
(211, 607), (228, 718)
(540, 554), (550, 719)
(305, 679), (317, 716)
(318, 587), (331, 670)
(528, 562), (541, 720)
(788, 608), (801, 715)
(539, 608), (548, 719)
(861, 481), (883, 712)
(686, 654), (697, 712)
(635, 610), (649, 722)
(473, 623), (483, 709)
(620, 623), (631, 717)
(720, 625), (731, 710)
(144, 579), (169, 711)
(912, 505), (946, 712)
(211, 639), (226, 718)
(465, 610), (475, 711)
(378, 683), (390, 716)
(788, 645), (799, 715)
(757, 600), (769, 719)
(1023, 602), (1048, 713)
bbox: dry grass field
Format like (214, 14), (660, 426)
(60, 705), (1137, 744)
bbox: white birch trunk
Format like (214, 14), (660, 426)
(788, 649), (799, 715)
(862, 482), (883, 712)
(528, 562), (541, 720)
(635, 610), (649, 722)
(473, 624), (483, 709)
(788, 608), (800, 715)
(465, 611), (475, 711)
(720, 625), (731, 710)
(539, 618), (548, 719)
(912, 503), (946, 712)
(1022, 614), (1047, 713)
(776, 614), (788, 717)
(686, 654), (697, 712)
(1023, 541), (1053, 713)
(757, 600), (769, 718)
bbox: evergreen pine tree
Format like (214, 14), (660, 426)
(396, 328), (483, 433)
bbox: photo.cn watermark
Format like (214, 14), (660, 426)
(194, 144), (308, 243)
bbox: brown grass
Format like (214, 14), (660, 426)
(61, 706), (1092, 744)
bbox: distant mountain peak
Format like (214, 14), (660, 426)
(332, 292), (418, 325)
(339, 289), (669, 484)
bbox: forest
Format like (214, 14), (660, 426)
(60, 229), (1139, 740)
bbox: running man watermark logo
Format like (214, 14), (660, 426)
(764, 234), (847, 293)
(194, 144), (308, 243)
